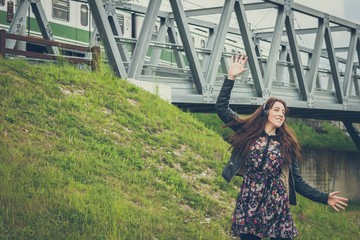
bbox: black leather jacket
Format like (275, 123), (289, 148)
(215, 77), (329, 206)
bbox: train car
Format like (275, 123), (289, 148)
(0, 0), (244, 67)
(1, 0), (95, 47)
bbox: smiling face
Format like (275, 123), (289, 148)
(267, 101), (285, 129)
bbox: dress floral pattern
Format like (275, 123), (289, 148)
(231, 133), (299, 239)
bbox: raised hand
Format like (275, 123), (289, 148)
(327, 191), (348, 212)
(228, 53), (248, 80)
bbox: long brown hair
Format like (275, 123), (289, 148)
(226, 97), (300, 163)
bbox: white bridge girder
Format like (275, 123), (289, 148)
(87, 1), (360, 108)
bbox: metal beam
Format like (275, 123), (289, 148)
(327, 74), (333, 91)
(104, 1), (130, 64)
(220, 55), (229, 74)
(321, 47), (353, 54)
(254, 37), (265, 76)
(255, 26), (348, 39)
(354, 69), (360, 96)
(6, 0), (58, 54)
(88, 0), (127, 78)
(343, 29), (357, 97)
(355, 36), (360, 96)
(234, 0), (264, 97)
(169, 0), (205, 94)
(305, 18), (325, 94)
(128, 0), (162, 79)
(243, 2), (276, 11)
(294, 4), (357, 29)
(357, 35), (360, 66)
(116, 2), (357, 68)
(180, 2), (275, 17)
(85, 26), (99, 59)
(201, 28), (215, 72)
(276, 45), (287, 85)
(28, 0), (59, 55)
(184, 16), (240, 35)
(260, 38), (349, 65)
(324, 20), (344, 104)
(120, 1), (358, 40)
(315, 72), (322, 89)
(167, 20), (186, 69)
(285, 13), (307, 100)
(204, 0), (235, 95)
(6, 0), (30, 49)
(146, 17), (167, 75)
(114, 1), (168, 18)
(263, 5), (286, 91)
(182, 7), (224, 17)
(286, 52), (296, 85)
(265, 0), (358, 29)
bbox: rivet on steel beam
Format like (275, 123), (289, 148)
(324, 14), (330, 28)
(284, 0), (292, 16)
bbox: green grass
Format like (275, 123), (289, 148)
(0, 57), (359, 239)
(288, 120), (356, 150)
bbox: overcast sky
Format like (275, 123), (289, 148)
(174, 0), (360, 25)
(295, 0), (360, 24)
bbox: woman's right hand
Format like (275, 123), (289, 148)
(228, 53), (248, 80)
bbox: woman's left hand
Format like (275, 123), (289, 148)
(227, 53), (248, 80)
(327, 191), (348, 212)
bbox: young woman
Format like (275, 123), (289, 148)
(215, 53), (348, 240)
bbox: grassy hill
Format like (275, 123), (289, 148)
(0, 57), (359, 239)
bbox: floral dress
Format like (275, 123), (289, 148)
(231, 133), (299, 239)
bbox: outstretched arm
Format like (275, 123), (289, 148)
(215, 54), (248, 131)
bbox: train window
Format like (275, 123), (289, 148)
(118, 14), (124, 34)
(0, 0), (4, 6)
(80, 5), (88, 26)
(52, 0), (69, 22)
(200, 39), (206, 48)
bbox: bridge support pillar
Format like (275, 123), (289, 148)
(343, 121), (360, 151)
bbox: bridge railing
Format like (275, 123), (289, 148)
(0, 29), (100, 71)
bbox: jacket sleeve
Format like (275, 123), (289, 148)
(292, 162), (329, 205)
(215, 77), (241, 132)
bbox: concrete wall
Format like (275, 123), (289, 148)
(127, 78), (172, 103)
(299, 147), (360, 201)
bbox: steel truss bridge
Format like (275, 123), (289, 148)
(5, 0), (360, 149)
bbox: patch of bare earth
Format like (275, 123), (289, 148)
(59, 85), (85, 96)
(126, 98), (138, 107)
(101, 127), (131, 146)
